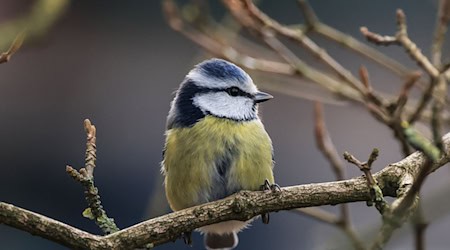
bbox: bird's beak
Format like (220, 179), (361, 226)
(254, 91), (273, 103)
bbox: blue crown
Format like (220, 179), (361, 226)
(197, 59), (247, 83)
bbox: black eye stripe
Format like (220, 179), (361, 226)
(225, 87), (253, 98)
(191, 83), (253, 99)
(226, 87), (245, 97)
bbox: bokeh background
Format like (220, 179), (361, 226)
(1, 1), (450, 249)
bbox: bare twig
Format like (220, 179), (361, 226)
(411, 202), (428, 250)
(0, 32), (25, 64)
(236, 0), (365, 95)
(395, 10), (440, 78)
(291, 207), (340, 225)
(296, 0), (418, 80)
(408, 78), (438, 124)
(344, 149), (389, 214)
(360, 8), (446, 130)
(432, 102), (445, 153)
(83, 119), (97, 177)
(358, 65), (392, 123)
(361, 10), (439, 78)
(431, 0), (450, 68)
(292, 207), (365, 250)
(360, 27), (398, 46)
(387, 72), (422, 157)
(314, 102), (365, 250)
(393, 72), (422, 121)
(358, 66), (385, 108)
(431, 78), (447, 153)
(163, 0), (363, 102)
(165, 0), (446, 127)
(163, 0), (294, 75)
(0, 0), (69, 50)
(66, 119), (119, 235)
(314, 102), (345, 180)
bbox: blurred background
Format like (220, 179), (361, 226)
(1, 0), (449, 249)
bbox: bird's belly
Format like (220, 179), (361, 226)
(163, 116), (274, 211)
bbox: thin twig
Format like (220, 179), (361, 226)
(0, 0), (69, 50)
(431, 0), (450, 68)
(388, 72), (422, 157)
(411, 201), (428, 250)
(238, 0), (365, 95)
(83, 119), (97, 177)
(395, 9), (440, 78)
(408, 78), (438, 124)
(392, 72), (422, 121)
(432, 97), (446, 154)
(360, 27), (398, 46)
(360, 9), (443, 126)
(296, 0), (420, 81)
(359, 65), (385, 107)
(0, 32), (25, 64)
(164, 0), (363, 102)
(360, 10), (439, 78)
(314, 102), (365, 250)
(344, 149), (389, 214)
(431, 72), (447, 153)
(357, 67), (393, 128)
(291, 207), (340, 225)
(314, 102), (347, 222)
(66, 119), (119, 235)
(163, 0), (294, 75)
(314, 102), (345, 180)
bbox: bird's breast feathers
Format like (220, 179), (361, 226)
(162, 115), (274, 211)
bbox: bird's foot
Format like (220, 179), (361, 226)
(260, 179), (281, 224)
(181, 231), (193, 246)
(260, 179), (281, 192)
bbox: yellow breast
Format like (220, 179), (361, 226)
(162, 116), (274, 211)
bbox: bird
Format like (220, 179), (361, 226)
(161, 58), (276, 250)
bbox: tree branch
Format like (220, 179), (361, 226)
(2, 132), (450, 249)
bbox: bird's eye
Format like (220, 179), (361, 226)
(227, 87), (240, 97)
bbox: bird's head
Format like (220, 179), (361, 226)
(168, 59), (273, 128)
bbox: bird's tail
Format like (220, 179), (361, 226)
(204, 232), (238, 250)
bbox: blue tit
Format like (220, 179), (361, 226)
(161, 58), (275, 250)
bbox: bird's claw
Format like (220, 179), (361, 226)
(260, 179), (281, 192)
(182, 231), (193, 246)
(262, 213), (270, 224)
(260, 179), (281, 224)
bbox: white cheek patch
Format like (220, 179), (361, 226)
(193, 92), (257, 121)
(187, 70), (258, 94)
